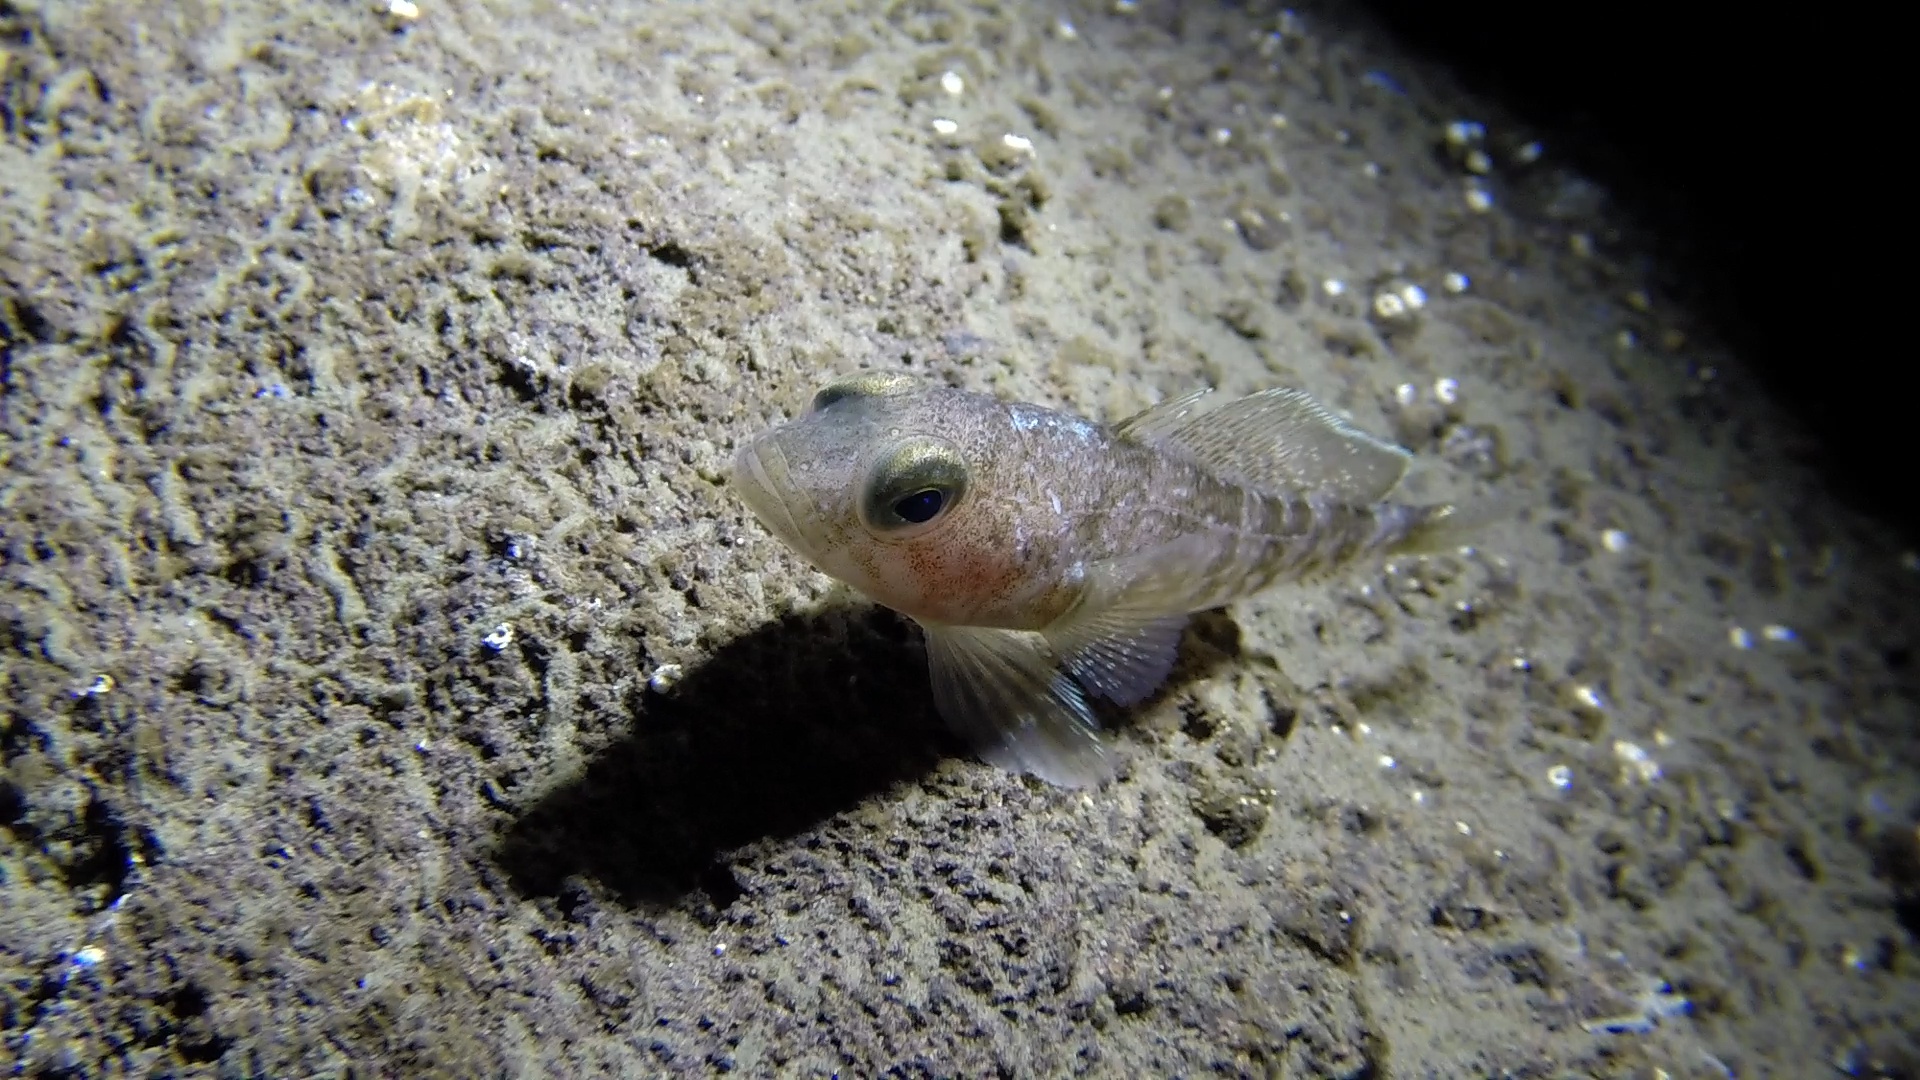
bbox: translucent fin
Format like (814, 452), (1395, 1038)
(1077, 528), (1257, 621)
(1042, 528), (1261, 707)
(1385, 497), (1511, 556)
(1112, 388), (1218, 442)
(1119, 387), (1412, 503)
(921, 623), (1113, 788)
(1047, 608), (1188, 707)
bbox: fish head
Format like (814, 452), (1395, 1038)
(731, 373), (1045, 624)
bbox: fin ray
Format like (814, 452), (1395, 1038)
(1383, 497), (1509, 555)
(1078, 529), (1261, 621)
(1048, 609), (1188, 707)
(1118, 387), (1412, 502)
(1112, 387), (1217, 442)
(922, 623), (1113, 788)
(1043, 532), (1261, 708)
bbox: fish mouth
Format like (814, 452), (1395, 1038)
(731, 435), (820, 554)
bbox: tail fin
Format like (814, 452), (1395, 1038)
(1388, 496), (1512, 556)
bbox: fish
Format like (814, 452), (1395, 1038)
(730, 372), (1478, 787)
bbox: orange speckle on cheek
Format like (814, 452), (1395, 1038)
(894, 540), (1020, 621)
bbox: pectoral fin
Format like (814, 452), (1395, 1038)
(922, 623), (1112, 788)
(1052, 612), (1187, 707)
(1039, 535), (1245, 708)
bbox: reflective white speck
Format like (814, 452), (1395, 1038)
(1444, 120), (1485, 148)
(940, 70), (964, 95)
(931, 118), (958, 136)
(1547, 764), (1573, 790)
(1601, 529), (1630, 553)
(1434, 377), (1458, 404)
(1762, 624), (1796, 643)
(1442, 271), (1470, 293)
(1728, 626), (1754, 649)
(1614, 740), (1661, 783)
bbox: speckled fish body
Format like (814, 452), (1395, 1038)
(732, 373), (1468, 787)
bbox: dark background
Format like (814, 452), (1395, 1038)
(1359, 3), (1904, 537)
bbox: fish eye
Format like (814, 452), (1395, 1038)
(811, 372), (920, 413)
(892, 488), (945, 523)
(861, 437), (969, 538)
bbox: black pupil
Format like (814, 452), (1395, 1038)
(893, 488), (945, 524)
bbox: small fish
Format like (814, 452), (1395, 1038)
(731, 373), (1478, 787)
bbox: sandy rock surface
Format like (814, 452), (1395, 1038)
(3, 2), (1916, 1077)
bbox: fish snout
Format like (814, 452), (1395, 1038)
(731, 435), (818, 554)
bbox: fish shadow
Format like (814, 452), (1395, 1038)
(494, 606), (1246, 911)
(494, 607), (951, 910)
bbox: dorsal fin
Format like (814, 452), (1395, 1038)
(1115, 387), (1411, 502)
(1112, 388), (1217, 442)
